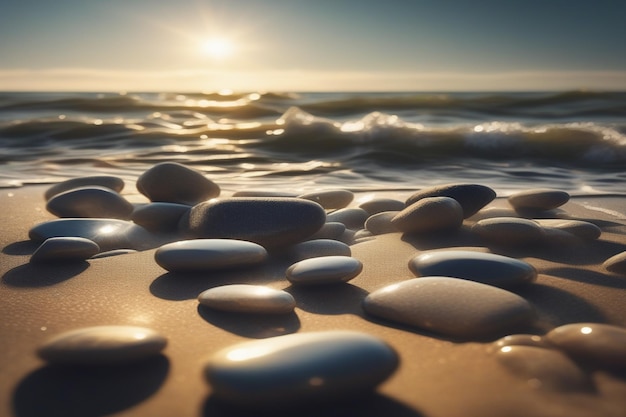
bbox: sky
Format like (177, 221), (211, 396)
(1, 0), (625, 92)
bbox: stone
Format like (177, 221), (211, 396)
(469, 207), (520, 221)
(391, 197), (463, 234)
(604, 251), (626, 274)
(232, 190), (297, 197)
(46, 186), (134, 219)
(44, 175), (125, 201)
(198, 285), (296, 314)
(183, 198), (326, 249)
(472, 217), (545, 246)
(545, 323), (626, 368)
(204, 331), (398, 408)
(365, 211), (400, 235)
(325, 208), (369, 230)
(155, 239), (267, 272)
(288, 239), (351, 262)
(298, 190), (354, 210)
(534, 219), (601, 240)
(495, 345), (591, 391)
(286, 256), (363, 285)
(492, 334), (552, 350)
(308, 222), (346, 240)
(359, 198), (405, 215)
(30, 237), (100, 263)
(508, 189), (570, 211)
(37, 325), (167, 365)
(90, 249), (137, 259)
(362, 277), (535, 339)
(405, 184), (496, 218)
(408, 250), (537, 288)
(136, 162), (220, 205)
(131, 202), (191, 232)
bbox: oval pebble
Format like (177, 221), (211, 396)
(298, 190), (354, 210)
(363, 277), (535, 339)
(184, 197), (326, 248)
(365, 211), (400, 235)
(288, 239), (351, 262)
(492, 334), (552, 350)
(308, 222), (346, 240)
(391, 196), (463, 234)
(325, 208), (369, 230)
(603, 251), (626, 275)
(508, 189), (570, 211)
(155, 239), (267, 272)
(136, 162), (220, 205)
(30, 237), (100, 263)
(472, 217), (545, 246)
(46, 186), (134, 219)
(44, 175), (125, 201)
(534, 219), (601, 240)
(204, 331), (399, 408)
(469, 207), (520, 221)
(198, 285), (296, 314)
(286, 256), (363, 285)
(131, 202), (191, 232)
(37, 325), (167, 365)
(545, 323), (626, 368)
(408, 250), (537, 288)
(359, 198), (405, 215)
(405, 183), (496, 218)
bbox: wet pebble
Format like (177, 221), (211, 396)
(365, 211), (400, 235)
(155, 239), (267, 272)
(131, 202), (191, 232)
(204, 331), (399, 408)
(534, 219), (601, 240)
(37, 325), (167, 365)
(408, 250), (537, 288)
(604, 251), (626, 274)
(198, 284), (296, 314)
(359, 198), (405, 215)
(492, 334), (552, 350)
(286, 255), (363, 285)
(508, 189), (570, 211)
(545, 322), (626, 368)
(298, 190), (354, 210)
(46, 186), (134, 219)
(363, 277), (535, 339)
(136, 162), (220, 205)
(405, 183), (496, 218)
(44, 175), (125, 201)
(183, 197), (326, 248)
(30, 237), (100, 263)
(391, 196), (463, 234)
(326, 208), (369, 230)
(288, 239), (351, 262)
(472, 217), (545, 246)
(308, 222), (346, 240)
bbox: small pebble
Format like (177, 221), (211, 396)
(326, 208), (369, 230)
(308, 222), (346, 240)
(469, 207), (520, 221)
(363, 277), (535, 339)
(545, 322), (626, 368)
(365, 211), (400, 235)
(391, 196), (463, 234)
(44, 175), (125, 201)
(492, 334), (552, 350)
(288, 239), (351, 262)
(472, 217), (545, 246)
(405, 184), (496, 218)
(155, 239), (267, 272)
(534, 219), (601, 240)
(204, 331), (399, 408)
(286, 256), (363, 285)
(359, 198), (405, 215)
(408, 250), (537, 288)
(604, 251), (626, 275)
(30, 237), (100, 263)
(37, 325), (167, 365)
(508, 189), (570, 211)
(46, 186), (134, 219)
(131, 202), (191, 232)
(198, 285), (296, 314)
(298, 190), (354, 210)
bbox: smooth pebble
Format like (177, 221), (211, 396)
(408, 250), (537, 288)
(365, 211), (400, 235)
(391, 196), (463, 234)
(131, 202), (191, 232)
(308, 222), (346, 240)
(604, 251), (626, 274)
(44, 175), (125, 201)
(363, 277), (535, 339)
(198, 285), (296, 314)
(508, 189), (570, 211)
(37, 325), (167, 365)
(30, 237), (100, 263)
(472, 217), (545, 246)
(286, 255), (363, 285)
(204, 331), (399, 408)
(155, 239), (267, 272)
(405, 184), (496, 218)
(288, 239), (351, 262)
(298, 190), (354, 210)
(492, 334), (552, 350)
(534, 219), (601, 240)
(46, 186), (134, 219)
(358, 198), (405, 215)
(326, 208), (369, 230)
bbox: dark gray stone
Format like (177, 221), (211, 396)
(405, 184), (496, 218)
(46, 186), (134, 219)
(44, 175), (125, 201)
(30, 237), (100, 263)
(298, 190), (354, 210)
(508, 189), (570, 211)
(325, 208), (369, 230)
(391, 197), (463, 234)
(131, 202), (191, 232)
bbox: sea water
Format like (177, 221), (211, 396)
(0, 90), (624, 195)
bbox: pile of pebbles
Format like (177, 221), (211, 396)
(25, 162), (626, 410)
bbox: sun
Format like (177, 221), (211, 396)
(201, 37), (235, 60)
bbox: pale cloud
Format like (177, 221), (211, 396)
(1, 67), (625, 92)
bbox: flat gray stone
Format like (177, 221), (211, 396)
(405, 184), (496, 218)
(198, 284), (296, 314)
(472, 217), (545, 246)
(137, 162), (220, 205)
(183, 197), (326, 249)
(288, 239), (351, 262)
(131, 202), (191, 232)
(604, 251), (626, 274)
(308, 222), (346, 240)
(391, 197), (463, 234)
(365, 211), (400, 235)
(325, 208), (369, 230)
(408, 250), (537, 288)
(286, 255), (363, 285)
(30, 237), (100, 263)
(359, 198), (405, 215)
(508, 189), (570, 211)
(298, 190), (354, 210)
(204, 331), (398, 408)
(155, 239), (267, 272)
(545, 323), (626, 368)
(469, 207), (520, 221)
(46, 186), (134, 219)
(363, 277), (535, 339)
(44, 176), (125, 201)
(534, 219), (601, 240)
(37, 325), (167, 365)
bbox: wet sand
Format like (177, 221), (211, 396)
(1, 185), (626, 417)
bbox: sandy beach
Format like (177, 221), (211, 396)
(1, 184), (625, 417)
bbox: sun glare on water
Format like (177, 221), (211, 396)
(201, 37), (235, 60)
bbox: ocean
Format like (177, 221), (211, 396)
(0, 90), (624, 195)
